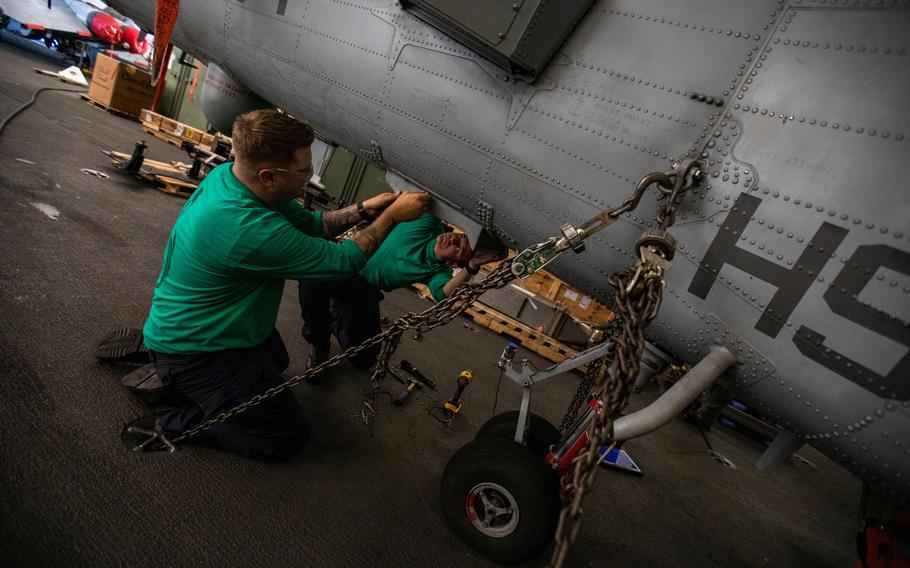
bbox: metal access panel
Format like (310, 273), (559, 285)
(401, 0), (596, 80)
(320, 147), (390, 207)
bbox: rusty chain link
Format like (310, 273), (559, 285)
(549, 259), (666, 567)
(362, 325), (402, 434)
(558, 345), (609, 433)
(548, 160), (702, 568)
(164, 261), (517, 446)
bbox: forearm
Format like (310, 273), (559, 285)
(442, 267), (473, 298)
(352, 211), (396, 257)
(321, 204), (364, 239)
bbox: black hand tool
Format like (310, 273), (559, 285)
(399, 360), (436, 389)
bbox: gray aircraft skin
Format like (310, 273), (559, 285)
(106, 0), (909, 503)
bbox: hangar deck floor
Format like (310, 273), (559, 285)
(0, 40), (860, 567)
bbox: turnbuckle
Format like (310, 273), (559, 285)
(510, 160), (703, 279)
(511, 237), (562, 278)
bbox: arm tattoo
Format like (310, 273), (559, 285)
(322, 205), (362, 239)
(352, 223), (390, 257)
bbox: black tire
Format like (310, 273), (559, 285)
(440, 437), (560, 564)
(475, 411), (562, 459)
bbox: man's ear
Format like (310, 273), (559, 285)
(258, 169), (275, 187)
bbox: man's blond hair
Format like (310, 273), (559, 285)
(231, 109), (315, 168)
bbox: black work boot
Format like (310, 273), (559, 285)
(94, 328), (149, 364)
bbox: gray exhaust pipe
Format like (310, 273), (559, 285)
(614, 345), (736, 442)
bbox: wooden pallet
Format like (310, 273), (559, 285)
(139, 109), (163, 130)
(464, 302), (585, 371)
(81, 95), (138, 120)
(108, 150), (189, 175)
(143, 126), (187, 149)
(139, 109), (226, 151)
(105, 150), (197, 198)
(153, 174), (197, 198)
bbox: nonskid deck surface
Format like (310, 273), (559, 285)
(0, 40), (859, 568)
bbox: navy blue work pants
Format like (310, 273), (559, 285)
(298, 276), (383, 371)
(151, 329), (309, 461)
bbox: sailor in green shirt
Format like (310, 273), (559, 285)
(299, 212), (502, 371)
(133, 109), (429, 460)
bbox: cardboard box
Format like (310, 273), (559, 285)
(87, 54), (155, 117)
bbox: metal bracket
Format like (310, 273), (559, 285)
(505, 342), (613, 444)
(123, 140), (147, 174)
(476, 199), (495, 228)
(474, 200), (518, 248)
(364, 139), (388, 171)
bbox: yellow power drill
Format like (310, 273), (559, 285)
(443, 370), (473, 418)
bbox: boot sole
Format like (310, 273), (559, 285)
(94, 328), (149, 364)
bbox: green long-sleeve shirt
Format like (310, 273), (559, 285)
(358, 213), (452, 301)
(143, 163), (367, 354)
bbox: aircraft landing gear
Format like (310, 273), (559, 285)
(474, 410), (561, 459)
(440, 342), (735, 562)
(440, 437), (560, 565)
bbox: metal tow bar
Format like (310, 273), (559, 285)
(510, 160), (702, 279)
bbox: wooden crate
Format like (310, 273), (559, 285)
(484, 257), (614, 326)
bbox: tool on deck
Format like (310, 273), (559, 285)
(387, 367), (408, 385)
(388, 365), (424, 407)
(394, 376), (421, 406)
(497, 340), (519, 370)
(399, 360), (436, 389)
(443, 370), (473, 418)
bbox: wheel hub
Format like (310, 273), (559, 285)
(465, 482), (520, 538)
